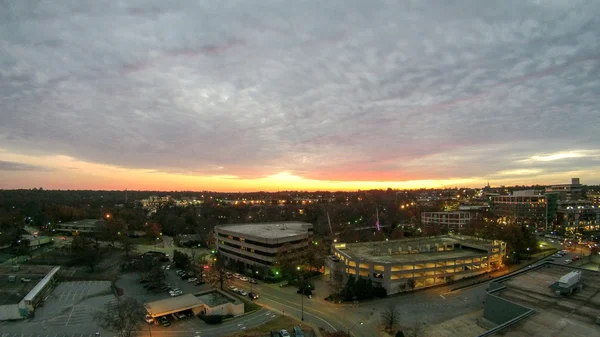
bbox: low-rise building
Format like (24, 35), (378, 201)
(54, 219), (104, 234)
(556, 200), (600, 233)
(546, 178), (583, 201)
(326, 234), (505, 295)
(421, 211), (472, 234)
(215, 222), (313, 272)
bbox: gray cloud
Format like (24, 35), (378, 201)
(1, 0), (599, 182)
(0, 160), (51, 172)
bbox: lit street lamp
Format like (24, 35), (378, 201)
(348, 321), (364, 336)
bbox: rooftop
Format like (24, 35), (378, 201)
(144, 294), (204, 317)
(215, 221), (313, 239)
(336, 235), (497, 263)
(494, 264), (600, 337)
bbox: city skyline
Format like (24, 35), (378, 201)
(1, 1), (599, 191)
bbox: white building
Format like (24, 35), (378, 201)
(215, 222), (314, 271)
(421, 212), (472, 234)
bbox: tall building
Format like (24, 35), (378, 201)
(421, 211), (472, 234)
(491, 192), (555, 231)
(214, 222), (313, 272)
(546, 178), (583, 201)
(555, 200), (600, 234)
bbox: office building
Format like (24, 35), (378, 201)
(556, 200), (600, 233)
(54, 219), (105, 234)
(215, 222), (314, 271)
(491, 192), (554, 231)
(421, 211), (472, 234)
(326, 234), (505, 295)
(546, 178), (583, 201)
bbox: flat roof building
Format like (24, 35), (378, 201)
(55, 219), (105, 234)
(215, 222), (313, 272)
(491, 194), (551, 230)
(481, 264), (600, 336)
(421, 211), (472, 234)
(327, 234), (505, 295)
(546, 178), (583, 201)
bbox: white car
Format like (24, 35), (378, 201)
(188, 277), (198, 283)
(564, 259), (572, 264)
(240, 276), (249, 282)
(230, 287), (239, 293)
(280, 329), (291, 337)
(143, 314), (154, 324)
(233, 273), (241, 279)
(239, 290), (248, 296)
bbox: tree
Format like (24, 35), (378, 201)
(173, 250), (191, 270)
(94, 296), (145, 337)
(119, 235), (137, 258)
(143, 264), (166, 290)
(342, 275), (356, 301)
(275, 243), (301, 277)
(381, 304), (401, 332)
(207, 257), (229, 290)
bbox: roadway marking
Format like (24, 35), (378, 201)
(440, 294), (446, 299)
(65, 305), (76, 326)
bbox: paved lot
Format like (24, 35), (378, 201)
(0, 281), (115, 336)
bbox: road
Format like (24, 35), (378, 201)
(227, 276), (489, 337)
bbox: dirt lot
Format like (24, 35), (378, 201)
(229, 315), (316, 337)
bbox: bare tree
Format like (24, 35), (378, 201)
(94, 297), (145, 337)
(207, 256), (229, 290)
(381, 303), (401, 332)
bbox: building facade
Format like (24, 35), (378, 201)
(54, 219), (104, 234)
(491, 193), (552, 231)
(326, 235), (505, 295)
(546, 178), (583, 201)
(556, 201), (600, 234)
(421, 211), (472, 234)
(215, 222), (314, 271)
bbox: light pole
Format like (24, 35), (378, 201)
(348, 321), (363, 336)
(299, 271), (304, 321)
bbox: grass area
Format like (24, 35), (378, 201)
(228, 315), (315, 337)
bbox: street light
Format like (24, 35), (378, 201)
(348, 322), (363, 336)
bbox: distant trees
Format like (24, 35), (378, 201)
(94, 297), (145, 337)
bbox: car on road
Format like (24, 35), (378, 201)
(279, 329), (291, 337)
(188, 277), (198, 283)
(249, 278), (258, 284)
(292, 327), (304, 337)
(239, 290), (248, 296)
(565, 259), (573, 264)
(229, 286), (238, 292)
(158, 316), (170, 327)
(249, 292), (259, 300)
(240, 276), (249, 282)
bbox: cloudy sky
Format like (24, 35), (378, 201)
(1, 0), (599, 191)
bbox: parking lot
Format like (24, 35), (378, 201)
(0, 281), (115, 336)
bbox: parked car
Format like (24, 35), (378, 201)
(292, 326), (304, 337)
(229, 286), (239, 292)
(158, 316), (170, 327)
(240, 276), (249, 282)
(280, 329), (291, 337)
(194, 281), (205, 286)
(565, 259), (573, 264)
(143, 314), (154, 324)
(188, 277), (198, 283)
(239, 290), (248, 296)
(249, 292), (259, 300)
(233, 273), (241, 279)
(573, 256), (580, 261)
(249, 278), (258, 284)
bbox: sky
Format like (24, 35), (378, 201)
(1, 0), (599, 192)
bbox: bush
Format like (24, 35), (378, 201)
(198, 315), (223, 324)
(373, 286), (387, 298)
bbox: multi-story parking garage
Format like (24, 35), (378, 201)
(326, 234), (505, 295)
